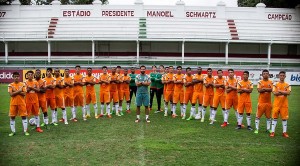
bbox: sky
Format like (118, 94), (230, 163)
(108, 0), (238, 7)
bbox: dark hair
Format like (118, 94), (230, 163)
(27, 70), (34, 74)
(228, 69), (234, 72)
(36, 69), (41, 72)
(198, 67), (202, 69)
(169, 66), (173, 68)
(177, 66), (182, 69)
(159, 65), (164, 68)
(243, 71), (249, 75)
(217, 69), (223, 73)
(131, 67), (135, 70)
(116, 66), (121, 69)
(186, 67), (191, 71)
(165, 67), (169, 69)
(87, 67), (92, 70)
(13, 72), (20, 76)
(279, 71), (286, 75)
(65, 68), (70, 71)
(207, 68), (212, 71)
(262, 69), (269, 73)
(47, 68), (53, 72)
(152, 65), (156, 68)
(140, 65), (146, 69)
(75, 65), (81, 68)
(102, 66), (107, 69)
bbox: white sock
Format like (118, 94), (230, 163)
(51, 110), (55, 123)
(282, 120), (287, 133)
(35, 116), (40, 127)
(266, 118), (271, 130)
(164, 102), (168, 113)
(22, 118), (28, 132)
(82, 106), (86, 118)
(201, 108), (206, 119)
(86, 105), (90, 116)
(106, 104), (111, 115)
(137, 115), (140, 119)
(146, 115), (149, 119)
(72, 107), (76, 119)
(183, 104), (186, 115)
(209, 108), (213, 119)
(198, 106), (202, 115)
(180, 104), (183, 115)
(54, 110), (58, 123)
(246, 116), (251, 126)
(115, 104), (119, 113)
(191, 106), (195, 117)
(10, 119), (16, 133)
(172, 104), (176, 115)
(235, 111), (239, 122)
(211, 109), (217, 121)
(44, 116), (49, 125)
(255, 118), (260, 130)
(101, 104), (104, 114)
(126, 103), (130, 110)
(94, 104), (98, 115)
(224, 110), (228, 122)
(238, 114), (243, 126)
(62, 109), (67, 121)
(271, 119), (277, 133)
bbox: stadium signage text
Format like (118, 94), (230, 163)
(0, 70), (23, 83)
(147, 11), (174, 17)
(290, 74), (300, 82)
(186, 11), (216, 18)
(101, 10), (135, 17)
(62, 10), (91, 17)
(267, 13), (292, 20)
(0, 11), (6, 18)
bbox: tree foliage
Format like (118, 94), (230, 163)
(238, 0), (300, 8)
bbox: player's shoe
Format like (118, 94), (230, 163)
(126, 109), (131, 114)
(24, 131), (30, 136)
(186, 116), (193, 121)
(266, 129), (272, 133)
(116, 112), (121, 117)
(95, 114), (99, 119)
(120, 111), (124, 116)
(195, 114), (201, 120)
(235, 125), (242, 130)
(182, 115), (186, 120)
(40, 123), (45, 127)
(172, 114), (177, 118)
(104, 112), (108, 116)
(83, 117), (87, 121)
(107, 115), (112, 118)
(64, 121), (69, 125)
(155, 110), (160, 113)
(221, 122), (228, 127)
(59, 118), (65, 122)
(209, 120), (214, 125)
(269, 132), (275, 137)
(70, 118), (78, 122)
(51, 122), (58, 126)
(254, 129), (259, 134)
(86, 114), (91, 118)
(200, 118), (205, 123)
(146, 118), (151, 123)
(135, 118), (140, 123)
(8, 132), (15, 137)
(164, 112), (168, 117)
(247, 126), (253, 131)
(282, 132), (289, 138)
(36, 127), (43, 133)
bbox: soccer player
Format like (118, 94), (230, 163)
(63, 68), (73, 123)
(201, 68), (214, 122)
(35, 69), (49, 128)
(154, 65), (164, 113)
(149, 65), (157, 111)
(98, 66), (111, 118)
(183, 67), (194, 120)
(120, 68), (131, 114)
(110, 67), (120, 116)
(116, 66), (123, 115)
(222, 69), (239, 127)
(73, 65), (86, 121)
(129, 67), (137, 110)
(163, 66), (175, 117)
(172, 66), (184, 118)
(236, 71), (253, 130)
(135, 65), (151, 123)
(8, 72), (29, 136)
(210, 69), (226, 124)
(270, 71), (291, 138)
(24, 71), (43, 133)
(254, 69), (273, 134)
(85, 67), (98, 118)
(44, 68), (57, 125)
(188, 67), (204, 120)
(54, 68), (67, 125)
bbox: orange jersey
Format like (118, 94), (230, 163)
(110, 73), (120, 92)
(36, 78), (46, 101)
(164, 73), (174, 91)
(204, 76), (214, 96)
(8, 82), (26, 105)
(273, 82), (291, 107)
(54, 76), (64, 97)
(257, 79), (273, 103)
(117, 73), (122, 91)
(85, 75), (97, 94)
(24, 80), (39, 104)
(184, 74), (194, 93)
(225, 78), (238, 98)
(173, 74), (184, 92)
(121, 75), (131, 92)
(237, 80), (253, 103)
(193, 74), (204, 93)
(214, 77), (226, 96)
(74, 74), (85, 94)
(64, 76), (74, 97)
(99, 73), (111, 92)
(44, 77), (56, 99)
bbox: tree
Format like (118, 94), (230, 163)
(238, 0), (300, 8)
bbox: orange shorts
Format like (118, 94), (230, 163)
(9, 104), (27, 117)
(256, 103), (272, 118)
(272, 106), (288, 120)
(213, 95), (226, 109)
(46, 98), (56, 110)
(184, 92), (193, 104)
(120, 91), (130, 101)
(110, 91), (119, 103)
(192, 92), (203, 105)
(55, 95), (65, 109)
(203, 95), (214, 107)
(173, 91), (184, 104)
(86, 92), (97, 105)
(225, 97), (238, 110)
(39, 100), (47, 113)
(64, 95), (74, 107)
(26, 103), (39, 116)
(238, 102), (252, 114)
(100, 91), (110, 104)
(164, 91), (173, 103)
(118, 90), (123, 101)
(74, 93), (84, 107)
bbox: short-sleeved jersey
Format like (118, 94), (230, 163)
(155, 73), (164, 89)
(74, 74), (85, 94)
(225, 78), (238, 98)
(150, 72), (157, 88)
(204, 76), (214, 96)
(117, 73), (122, 91)
(214, 77), (226, 96)
(85, 75), (97, 94)
(121, 75), (131, 92)
(99, 73), (111, 92)
(24, 80), (39, 104)
(36, 78), (46, 101)
(237, 80), (253, 103)
(8, 82), (26, 105)
(129, 73), (137, 87)
(135, 74), (151, 94)
(54, 76), (64, 97)
(164, 73), (174, 91)
(44, 77), (56, 99)
(193, 74), (204, 93)
(64, 76), (74, 97)
(184, 74), (194, 93)
(257, 79), (273, 103)
(273, 82), (291, 107)
(110, 73), (120, 92)
(173, 74), (184, 92)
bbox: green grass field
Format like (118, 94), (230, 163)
(0, 84), (299, 165)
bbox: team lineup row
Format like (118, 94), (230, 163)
(7, 65), (291, 138)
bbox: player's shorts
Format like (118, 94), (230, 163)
(212, 95), (226, 109)
(256, 103), (272, 118)
(191, 92), (203, 105)
(120, 91), (130, 101)
(164, 90), (173, 103)
(173, 91), (184, 104)
(9, 104), (27, 117)
(86, 92), (97, 105)
(64, 95), (74, 107)
(100, 91), (110, 104)
(118, 90), (123, 101)
(203, 94), (214, 107)
(184, 92), (193, 104)
(46, 98), (56, 110)
(237, 102), (252, 114)
(225, 97), (238, 110)
(26, 103), (39, 116)
(110, 91), (119, 103)
(55, 95), (65, 109)
(136, 93), (150, 107)
(74, 93), (84, 107)
(39, 100), (47, 113)
(272, 106), (289, 120)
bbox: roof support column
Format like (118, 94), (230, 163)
(182, 41), (185, 64)
(137, 40), (140, 64)
(92, 40), (95, 64)
(4, 42), (8, 64)
(225, 42), (229, 65)
(268, 43), (272, 65)
(48, 41), (51, 63)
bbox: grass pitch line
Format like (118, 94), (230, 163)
(137, 123), (145, 166)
